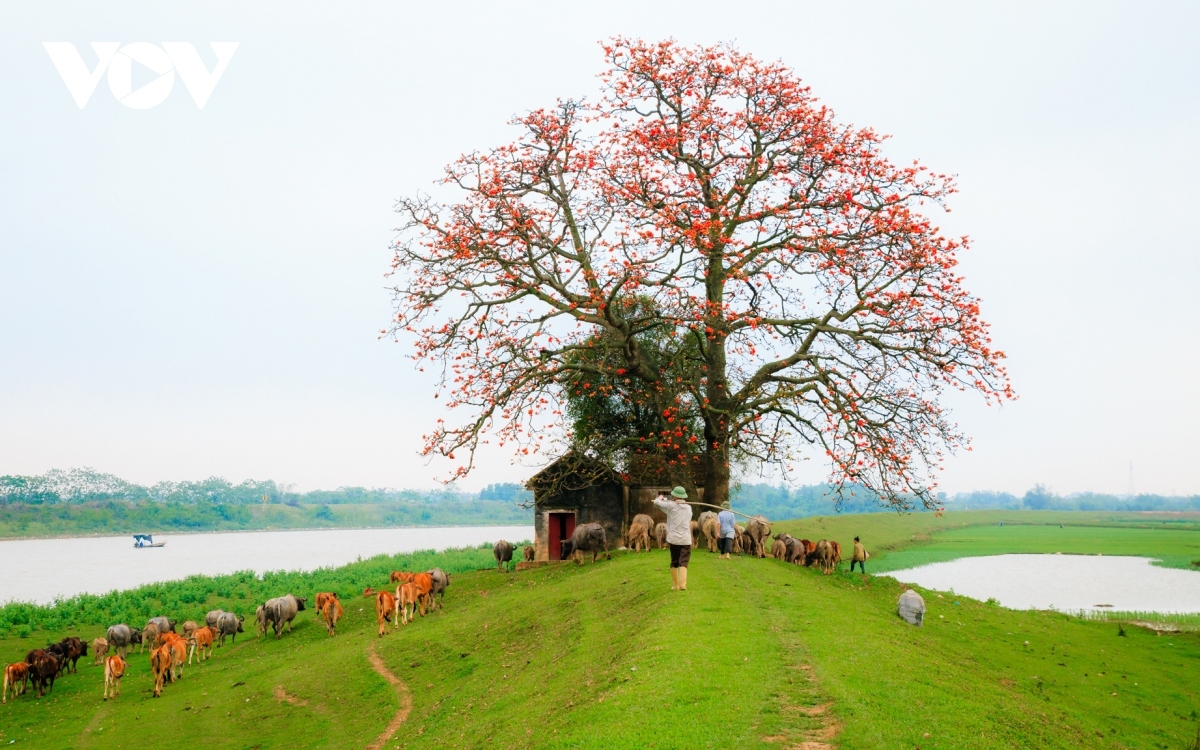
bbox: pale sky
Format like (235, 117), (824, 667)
(1, 2), (1197, 495)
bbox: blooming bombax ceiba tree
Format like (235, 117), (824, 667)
(386, 38), (1013, 510)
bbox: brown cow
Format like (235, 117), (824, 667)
(188, 626), (214, 664)
(150, 645), (171, 697)
(91, 637), (109, 665)
(411, 572), (434, 617)
(102, 655), (126, 700)
(389, 571), (414, 584)
(375, 590), (396, 637)
(631, 513), (656, 539)
(2, 662), (28, 702)
(314, 592), (337, 612)
(395, 582), (420, 626)
(162, 633), (186, 682)
(522, 545), (535, 562)
(27, 653), (58, 697)
(320, 595), (344, 636)
(626, 521), (651, 552)
(701, 517), (720, 553)
(654, 522), (667, 548)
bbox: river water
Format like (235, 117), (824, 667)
(0, 526), (533, 606)
(885, 554), (1200, 613)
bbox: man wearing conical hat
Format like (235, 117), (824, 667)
(652, 486), (694, 591)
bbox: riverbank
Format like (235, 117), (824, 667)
(2, 519), (1197, 749)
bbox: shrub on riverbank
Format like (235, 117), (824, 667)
(0, 542), (522, 636)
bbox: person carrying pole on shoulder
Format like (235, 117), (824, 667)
(851, 536), (867, 573)
(717, 502), (736, 559)
(653, 486), (694, 590)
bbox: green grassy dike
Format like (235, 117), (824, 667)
(2, 511), (1198, 749)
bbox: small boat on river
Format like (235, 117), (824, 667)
(132, 534), (166, 548)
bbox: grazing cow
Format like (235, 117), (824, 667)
(102, 655), (125, 700)
(701, 517), (720, 553)
(375, 590), (396, 637)
(216, 612), (245, 646)
(262, 595), (306, 639)
(626, 521), (651, 552)
(204, 610), (226, 631)
(150, 645), (171, 697)
(493, 540), (514, 572)
(560, 522), (610, 565)
(254, 606), (269, 637)
(320, 595), (344, 636)
(389, 571), (414, 584)
(59, 637), (87, 673)
(182, 621), (200, 638)
(92, 637), (109, 665)
(2, 662), (28, 703)
(140, 623), (159, 654)
(105, 624), (139, 657)
(654, 522), (667, 548)
(428, 568), (450, 611)
(27, 653), (58, 697)
(314, 592), (337, 614)
(689, 520), (700, 549)
(146, 616), (176, 635)
(188, 626), (214, 663)
(522, 545), (535, 562)
(631, 513), (656, 540)
(395, 582), (420, 626)
(746, 516), (772, 558)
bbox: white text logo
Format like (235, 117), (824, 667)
(43, 42), (239, 109)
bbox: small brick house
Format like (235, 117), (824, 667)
(526, 453), (706, 561)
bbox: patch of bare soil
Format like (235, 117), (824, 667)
(273, 685), (308, 706)
(366, 645), (414, 750)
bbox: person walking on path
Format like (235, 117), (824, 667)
(653, 486), (695, 590)
(851, 536), (867, 573)
(717, 502), (737, 559)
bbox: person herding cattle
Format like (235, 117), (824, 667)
(851, 536), (867, 573)
(717, 502), (736, 559)
(653, 487), (694, 591)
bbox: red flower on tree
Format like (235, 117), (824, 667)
(387, 38), (1013, 510)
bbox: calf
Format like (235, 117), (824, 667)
(28, 653), (58, 697)
(254, 606), (269, 637)
(162, 633), (186, 682)
(92, 637), (109, 665)
(150, 645), (171, 697)
(522, 545), (535, 562)
(395, 582), (420, 626)
(188, 626), (214, 664)
(771, 537), (788, 560)
(389, 571), (414, 584)
(102, 655), (126, 700)
(493, 540), (514, 572)
(375, 590), (396, 637)
(314, 592), (337, 613)
(2, 662), (28, 702)
(631, 513), (656, 540)
(626, 521), (651, 552)
(654, 522), (667, 548)
(320, 595), (344, 636)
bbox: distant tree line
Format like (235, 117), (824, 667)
(0, 468), (533, 507)
(730, 481), (1200, 519)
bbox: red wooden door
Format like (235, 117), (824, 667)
(549, 512), (576, 560)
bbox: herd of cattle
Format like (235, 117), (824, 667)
(491, 511), (847, 574)
(1, 566), (451, 705)
(2, 523), (848, 707)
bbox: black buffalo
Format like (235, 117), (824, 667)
(560, 523), (610, 565)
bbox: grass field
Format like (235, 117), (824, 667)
(1, 511), (1198, 749)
